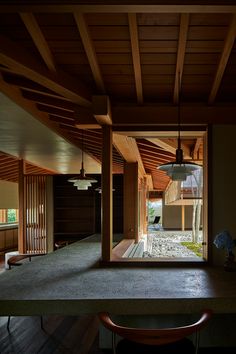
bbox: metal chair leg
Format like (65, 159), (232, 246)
(7, 316), (10, 331)
(40, 316), (43, 330)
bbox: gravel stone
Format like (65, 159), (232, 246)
(144, 230), (202, 258)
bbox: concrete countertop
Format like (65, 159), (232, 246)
(0, 234), (235, 316)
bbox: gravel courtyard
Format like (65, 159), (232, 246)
(144, 230), (203, 258)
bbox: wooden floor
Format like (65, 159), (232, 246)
(1, 315), (236, 354)
(0, 315), (109, 354)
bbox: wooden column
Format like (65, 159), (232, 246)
(18, 159), (26, 253)
(123, 162), (139, 242)
(101, 125), (113, 262)
(142, 177), (148, 234)
(181, 205), (185, 231)
(46, 176), (54, 253)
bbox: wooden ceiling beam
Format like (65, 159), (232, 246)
(173, 13), (189, 104)
(1, 4), (236, 13)
(113, 105), (236, 125)
(208, 14), (236, 104)
(36, 103), (75, 119)
(113, 133), (146, 176)
(2, 73), (69, 100)
(21, 90), (75, 111)
(128, 13), (143, 104)
(74, 12), (105, 93)
(146, 174), (153, 190)
(20, 12), (57, 73)
(0, 34), (91, 106)
(193, 138), (202, 160)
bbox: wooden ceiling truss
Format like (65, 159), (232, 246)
(0, 1), (235, 190)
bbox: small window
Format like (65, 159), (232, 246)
(0, 209), (18, 224)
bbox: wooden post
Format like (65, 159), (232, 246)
(123, 162), (139, 242)
(181, 205), (185, 231)
(101, 125), (113, 262)
(18, 159), (26, 253)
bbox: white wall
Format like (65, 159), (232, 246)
(162, 204), (193, 229)
(0, 180), (18, 209)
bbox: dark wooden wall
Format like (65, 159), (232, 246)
(53, 174), (123, 244)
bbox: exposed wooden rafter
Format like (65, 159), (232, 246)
(20, 12), (57, 73)
(208, 14), (236, 104)
(113, 133), (145, 176)
(0, 72), (83, 149)
(74, 12), (105, 93)
(173, 13), (189, 104)
(147, 138), (191, 160)
(0, 34), (91, 106)
(128, 13), (143, 104)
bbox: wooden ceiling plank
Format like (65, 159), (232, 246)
(147, 138), (191, 159)
(0, 34), (91, 106)
(208, 14), (236, 104)
(74, 12), (105, 93)
(128, 13), (143, 104)
(173, 13), (189, 104)
(20, 12), (57, 73)
(113, 133), (145, 176)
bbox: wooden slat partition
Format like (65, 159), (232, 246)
(25, 175), (47, 254)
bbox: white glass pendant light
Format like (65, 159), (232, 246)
(157, 74), (201, 181)
(68, 130), (97, 190)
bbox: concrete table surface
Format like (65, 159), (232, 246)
(0, 235), (235, 316)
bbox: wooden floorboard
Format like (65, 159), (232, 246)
(0, 315), (103, 354)
(1, 315), (236, 353)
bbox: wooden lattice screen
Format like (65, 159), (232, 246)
(25, 175), (47, 253)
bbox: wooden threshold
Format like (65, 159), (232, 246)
(111, 238), (135, 261)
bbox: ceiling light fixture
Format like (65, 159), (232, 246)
(157, 73), (202, 181)
(68, 130), (97, 190)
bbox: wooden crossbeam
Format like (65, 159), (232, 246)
(1, 4), (236, 14)
(208, 14), (236, 104)
(20, 12), (57, 72)
(128, 13), (143, 104)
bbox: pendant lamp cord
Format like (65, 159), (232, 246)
(82, 130), (84, 165)
(177, 71), (181, 150)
